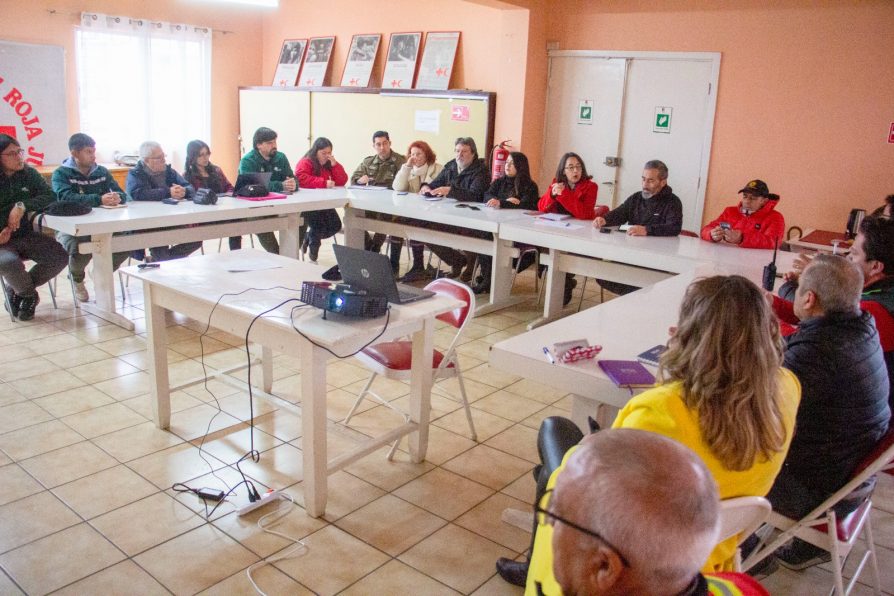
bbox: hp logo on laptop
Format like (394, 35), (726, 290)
(360, 268), (370, 278)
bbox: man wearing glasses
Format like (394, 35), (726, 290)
(0, 134), (68, 321)
(592, 159), (683, 296)
(525, 429), (766, 595)
(125, 141), (202, 262)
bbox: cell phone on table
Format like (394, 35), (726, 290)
(162, 197), (181, 205)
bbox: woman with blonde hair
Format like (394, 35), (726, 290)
(497, 274), (802, 590)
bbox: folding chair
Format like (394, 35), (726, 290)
(742, 427), (894, 595)
(343, 278), (478, 452)
(718, 496), (772, 571)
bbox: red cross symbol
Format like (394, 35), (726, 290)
(278, 79), (287, 86)
(391, 79), (402, 88)
(349, 78), (359, 86)
(306, 79), (315, 85)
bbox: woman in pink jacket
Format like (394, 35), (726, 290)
(294, 137), (347, 262)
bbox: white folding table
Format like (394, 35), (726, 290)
(343, 190), (532, 315)
(498, 218), (797, 328)
(43, 189), (349, 330)
(123, 250), (462, 517)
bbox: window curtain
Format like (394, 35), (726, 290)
(76, 12), (212, 170)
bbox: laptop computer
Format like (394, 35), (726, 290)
(333, 244), (435, 304)
(233, 171), (273, 193)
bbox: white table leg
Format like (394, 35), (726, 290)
(300, 338), (328, 517)
(527, 251), (567, 330)
(261, 346), (273, 393)
(80, 234), (135, 330)
(145, 282), (171, 429)
(279, 213), (300, 259)
(343, 208), (366, 249)
(476, 237), (525, 316)
(408, 319), (434, 463)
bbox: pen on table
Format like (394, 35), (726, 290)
(543, 346), (556, 364)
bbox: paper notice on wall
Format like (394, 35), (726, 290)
(414, 110), (440, 133)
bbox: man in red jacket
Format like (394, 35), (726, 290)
(701, 179), (785, 249)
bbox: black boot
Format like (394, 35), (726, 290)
(4, 285), (21, 318)
(496, 558), (529, 587)
(17, 293), (39, 321)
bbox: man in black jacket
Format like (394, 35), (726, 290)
(767, 254), (890, 570)
(592, 160), (683, 296)
(420, 137), (490, 281)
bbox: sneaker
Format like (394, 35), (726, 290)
(776, 538), (831, 570)
(17, 293), (39, 321)
(74, 281), (89, 302)
(4, 285), (21, 318)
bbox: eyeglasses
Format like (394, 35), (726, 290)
(564, 165), (582, 171)
(535, 489), (631, 568)
(1, 148), (25, 158)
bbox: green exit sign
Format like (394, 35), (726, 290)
(653, 107), (672, 133)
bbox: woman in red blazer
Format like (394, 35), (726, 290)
(293, 137), (347, 262)
(537, 152), (599, 220)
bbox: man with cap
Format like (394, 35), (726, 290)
(700, 180), (785, 249)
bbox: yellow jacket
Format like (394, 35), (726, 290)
(526, 369), (801, 595)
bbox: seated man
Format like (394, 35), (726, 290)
(52, 133), (131, 302)
(592, 159), (683, 295)
(420, 136), (490, 281)
(0, 134), (68, 321)
(531, 428), (768, 596)
(238, 126), (297, 254)
(765, 255), (890, 570)
(772, 216), (894, 409)
(125, 141), (203, 262)
(351, 130), (406, 272)
(700, 179), (785, 248)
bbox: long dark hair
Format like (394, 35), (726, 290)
(184, 140), (224, 190)
(506, 151), (535, 197)
(304, 137), (334, 176)
(554, 152), (592, 186)
(0, 133), (20, 154)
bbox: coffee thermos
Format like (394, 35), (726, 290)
(846, 209), (866, 240)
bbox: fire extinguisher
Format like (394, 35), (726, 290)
(490, 140), (512, 181)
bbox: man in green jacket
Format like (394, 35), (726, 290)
(238, 127), (297, 254)
(0, 134), (68, 321)
(52, 133), (131, 302)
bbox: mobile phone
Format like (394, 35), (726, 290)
(162, 197), (181, 205)
(599, 227), (612, 234)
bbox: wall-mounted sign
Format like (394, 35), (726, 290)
(653, 106), (672, 134)
(578, 100), (594, 125)
(451, 105), (469, 121)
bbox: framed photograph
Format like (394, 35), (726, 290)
(272, 39), (307, 87)
(340, 34), (381, 87)
(382, 32), (421, 90)
(300, 36), (335, 86)
(415, 31), (460, 90)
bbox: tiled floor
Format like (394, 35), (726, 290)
(0, 240), (892, 595)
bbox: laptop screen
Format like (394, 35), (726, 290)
(333, 244), (399, 302)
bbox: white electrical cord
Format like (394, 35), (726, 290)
(246, 493), (310, 595)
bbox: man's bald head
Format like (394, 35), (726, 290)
(550, 429), (720, 596)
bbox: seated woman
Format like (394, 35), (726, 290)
(394, 141), (443, 282)
(294, 137), (347, 263)
(537, 152), (600, 305)
(496, 274), (801, 591)
(473, 151), (539, 294)
(184, 140), (237, 249)
(0, 134), (68, 321)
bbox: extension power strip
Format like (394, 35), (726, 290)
(237, 489), (281, 516)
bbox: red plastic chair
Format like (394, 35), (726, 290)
(343, 278), (478, 447)
(742, 427), (894, 595)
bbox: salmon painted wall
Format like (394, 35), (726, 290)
(259, 0), (535, 170)
(542, 0), (894, 231)
(2, 0), (264, 179)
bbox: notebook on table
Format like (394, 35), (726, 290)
(598, 360), (656, 388)
(637, 344), (668, 367)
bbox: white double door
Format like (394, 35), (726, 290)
(540, 51), (719, 233)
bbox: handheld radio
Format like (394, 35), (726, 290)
(762, 238), (779, 291)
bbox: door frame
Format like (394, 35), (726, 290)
(543, 50), (721, 228)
